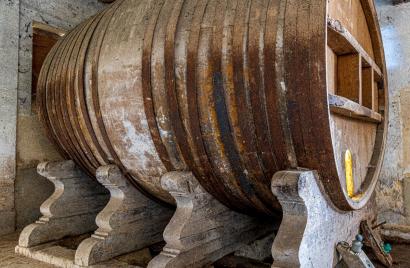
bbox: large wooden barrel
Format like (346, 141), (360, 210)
(37, 0), (387, 216)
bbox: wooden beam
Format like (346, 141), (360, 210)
(337, 53), (361, 104)
(328, 94), (382, 123)
(361, 67), (374, 110)
(327, 18), (382, 80)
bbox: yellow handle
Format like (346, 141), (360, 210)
(345, 150), (354, 198)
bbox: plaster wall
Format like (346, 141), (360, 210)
(0, 0), (20, 236)
(15, 0), (105, 230)
(2, 0), (410, 237)
(376, 0), (410, 229)
(0, 0), (105, 233)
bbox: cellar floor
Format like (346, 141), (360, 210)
(372, 243), (410, 268)
(0, 233), (54, 268)
(0, 232), (151, 267)
(1, 231), (410, 267)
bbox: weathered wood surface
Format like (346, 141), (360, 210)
(32, 22), (65, 112)
(327, 18), (382, 78)
(337, 53), (362, 103)
(361, 220), (393, 267)
(326, 0), (387, 210)
(329, 94), (382, 123)
(75, 165), (174, 266)
(271, 170), (372, 268)
(362, 67), (376, 110)
(37, 0), (388, 214)
(148, 171), (274, 268)
(17, 160), (109, 249)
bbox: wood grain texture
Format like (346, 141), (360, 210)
(329, 94), (382, 123)
(37, 0), (388, 214)
(328, 0), (374, 57)
(362, 67), (374, 109)
(327, 18), (382, 78)
(337, 53), (362, 103)
(32, 22), (64, 113)
(327, 0), (387, 208)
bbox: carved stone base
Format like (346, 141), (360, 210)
(75, 165), (174, 266)
(16, 160), (109, 249)
(148, 171), (274, 268)
(271, 170), (372, 268)
(16, 161), (174, 267)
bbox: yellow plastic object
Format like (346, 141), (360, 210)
(345, 150), (354, 198)
(351, 193), (363, 202)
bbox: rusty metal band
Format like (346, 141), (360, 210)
(163, 0), (193, 169)
(165, 0), (237, 208)
(358, 0), (388, 208)
(89, 0), (171, 206)
(231, 0), (267, 183)
(37, 38), (70, 158)
(247, 0), (278, 177)
(263, 0), (297, 170)
(229, 0), (276, 213)
(60, 19), (98, 174)
(186, 0), (233, 195)
(236, 0), (281, 211)
(283, 0), (343, 205)
(66, 15), (101, 171)
(74, 9), (110, 166)
(46, 25), (90, 174)
(57, 21), (96, 175)
(204, 0), (271, 214)
(43, 32), (75, 158)
(90, 0), (130, 175)
(141, 0), (174, 171)
(184, 0), (256, 212)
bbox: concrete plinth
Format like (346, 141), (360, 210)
(15, 161), (174, 267)
(75, 165), (174, 266)
(148, 171), (275, 268)
(16, 160), (109, 249)
(271, 170), (372, 268)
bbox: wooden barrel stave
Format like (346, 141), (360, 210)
(98, 0), (173, 203)
(37, 37), (69, 159)
(47, 25), (92, 174)
(65, 15), (102, 171)
(58, 20), (98, 175)
(84, 0), (122, 166)
(37, 0), (387, 216)
(73, 9), (110, 167)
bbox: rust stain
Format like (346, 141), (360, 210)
(37, 0), (387, 215)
